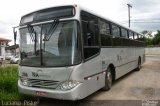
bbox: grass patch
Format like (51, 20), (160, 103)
(0, 66), (33, 100)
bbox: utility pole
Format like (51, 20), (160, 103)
(127, 4), (132, 28)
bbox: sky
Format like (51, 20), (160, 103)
(0, 0), (160, 45)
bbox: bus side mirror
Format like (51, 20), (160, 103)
(88, 21), (95, 33)
(13, 28), (17, 44)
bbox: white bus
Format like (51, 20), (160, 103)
(18, 5), (145, 100)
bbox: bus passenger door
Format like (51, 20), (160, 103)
(81, 11), (103, 93)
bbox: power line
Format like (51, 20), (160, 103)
(131, 22), (160, 23)
(132, 19), (160, 21)
(120, 19), (160, 23)
(120, 20), (160, 25)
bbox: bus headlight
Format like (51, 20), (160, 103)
(57, 80), (80, 91)
(20, 77), (30, 86)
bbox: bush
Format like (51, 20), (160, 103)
(0, 66), (32, 100)
(0, 66), (17, 91)
(147, 45), (154, 47)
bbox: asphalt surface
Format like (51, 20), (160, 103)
(37, 55), (160, 106)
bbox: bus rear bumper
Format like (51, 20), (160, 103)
(18, 80), (84, 100)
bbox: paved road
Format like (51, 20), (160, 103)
(39, 55), (160, 106)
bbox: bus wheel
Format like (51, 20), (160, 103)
(136, 58), (141, 71)
(102, 67), (112, 91)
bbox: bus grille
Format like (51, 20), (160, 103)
(28, 79), (59, 89)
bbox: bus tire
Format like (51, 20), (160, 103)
(136, 57), (141, 71)
(102, 67), (112, 91)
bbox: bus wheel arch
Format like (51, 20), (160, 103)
(109, 64), (116, 81)
(102, 64), (115, 91)
(136, 56), (141, 71)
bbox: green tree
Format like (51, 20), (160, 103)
(141, 30), (148, 35)
(152, 30), (160, 46)
(144, 37), (153, 46)
(141, 30), (153, 46)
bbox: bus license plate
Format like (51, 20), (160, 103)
(36, 91), (46, 96)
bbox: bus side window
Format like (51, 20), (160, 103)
(99, 20), (110, 35)
(134, 33), (138, 40)
(82, 21), (89, 46)
(129, 31), (134, 40)
(121, 28), (128, 38)
(112, 24), (120, 37)
(112, 24), (122, 46)
(81, 11), (100, 59)
(138, 34), (144, 42)
(99, 19), (112, 46)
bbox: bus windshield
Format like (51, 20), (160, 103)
(19, 20), (81, 67)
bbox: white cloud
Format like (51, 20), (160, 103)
(0, 0), (160, 45)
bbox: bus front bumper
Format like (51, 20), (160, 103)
(18, 80), (84, 100)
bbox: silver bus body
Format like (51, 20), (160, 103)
(18, 5), (145, 100)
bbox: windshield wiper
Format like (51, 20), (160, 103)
(27, 24), (37, 54)
(43, 19), (59, 41)
(27, 24), (37, 42)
